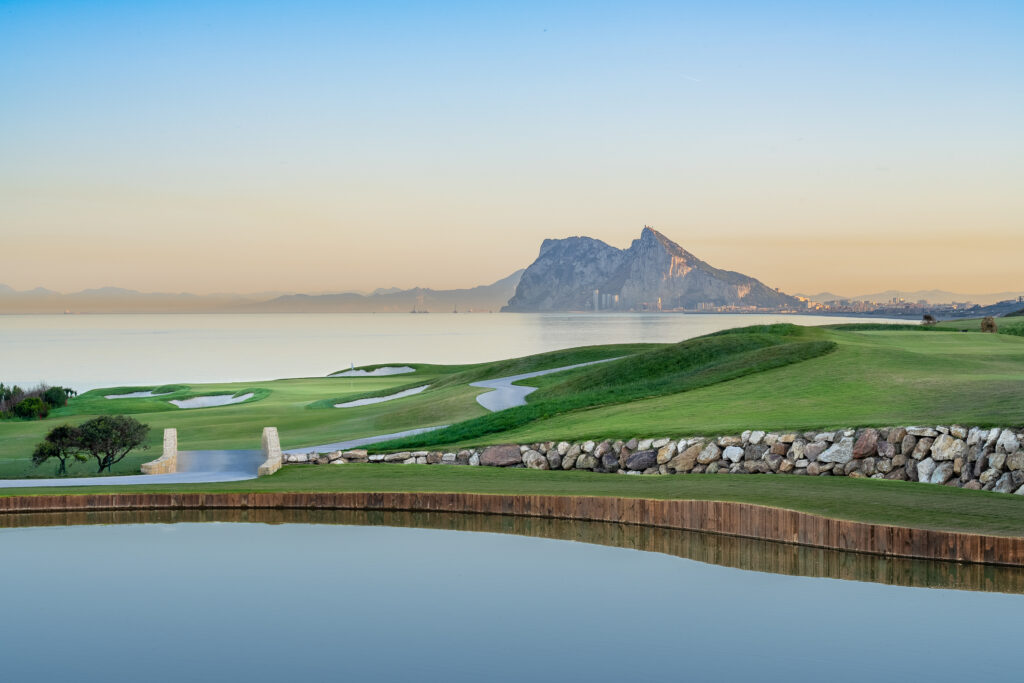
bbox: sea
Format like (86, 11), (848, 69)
(1, 312), (903, 391)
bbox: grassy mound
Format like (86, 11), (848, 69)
(379, 325), (836, 449)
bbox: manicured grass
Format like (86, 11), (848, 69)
(5, 464), (1024, 536)
(4, 324), (1024, 479)
(936, 317), (1024, 336)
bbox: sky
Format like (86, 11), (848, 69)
(1, 0), (1021, 296)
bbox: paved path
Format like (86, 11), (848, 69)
(0, 450), (263, 489)
(283, 427), (447, 455)
(469, 357), (622, 412)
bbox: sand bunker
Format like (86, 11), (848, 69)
(170, 393), (255, 409)
(105, 390), (172, 399)
(334, 385), (429, 408)
(331, 366), (416, 377)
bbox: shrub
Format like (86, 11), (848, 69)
(981, 316), (998, 333)
(922, 314), (937, 326)
(12, 397), (49, 419)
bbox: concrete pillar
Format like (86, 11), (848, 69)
(258, 427), (283, 476)
(141, 428), (178, 474)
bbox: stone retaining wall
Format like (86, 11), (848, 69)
(286, 424), (1024, 495)
(1, 491), (1023, 566)
(140, 428), (177, 474)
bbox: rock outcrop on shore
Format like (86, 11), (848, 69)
(502, 227), (802, 312)
(284, 424), (1024, 495)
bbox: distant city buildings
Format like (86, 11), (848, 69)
(588, 288), (1018, 318)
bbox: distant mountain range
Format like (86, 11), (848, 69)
(798, 290), (1024, 306)
(0, 272), (524, 314)
(0, 286), (261, 313)
(504, 227), (801, 312)
(232, 270), (523, 313)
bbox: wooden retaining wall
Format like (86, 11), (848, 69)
(2, 492), (1023, 567)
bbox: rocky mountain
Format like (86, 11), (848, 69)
(503, 227), (801, 312)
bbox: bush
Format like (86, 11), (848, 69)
(981, 316), (998, 333)
(1, 383), (76, 417)
(12, 397), (49, 419)
(922, 314), (937, 326)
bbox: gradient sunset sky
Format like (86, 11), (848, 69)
(2, 1), (1021, 295)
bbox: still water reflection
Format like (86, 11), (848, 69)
(1, 510), (1018, 682)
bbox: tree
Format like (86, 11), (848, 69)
(0, 383), (24, 413)
(43, 386), (70, 408)
(32, 424), (86, 476)
(922, 314), (937, 326)
(12, 397), (49, 419)
(77, 415), (150, 473)
(981, 316), (998, 333)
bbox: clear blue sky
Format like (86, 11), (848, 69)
(2, 1), (1021, 294)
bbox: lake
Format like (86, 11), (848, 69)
(0, 510), (1017, 682)
(0, 312), (902, 390)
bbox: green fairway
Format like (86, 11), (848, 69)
(0, 345), (645, 477)
(5, 464), (1024, 537)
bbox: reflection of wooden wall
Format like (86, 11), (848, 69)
(3, 506), (1022, 594)
(3, 492), (1024, 571)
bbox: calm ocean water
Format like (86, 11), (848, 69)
(0, 312), (902, 391)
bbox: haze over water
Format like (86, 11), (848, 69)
(1, 313), (901, 390)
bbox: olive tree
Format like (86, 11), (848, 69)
(77, 415), (150, 473)
(32, 424), (87, 476)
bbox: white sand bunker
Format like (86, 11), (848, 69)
(334, 385), (429, 408)
(170, 393), (255, 409)
(105, 390), (172, 399)
(331, 366), (416, 377)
